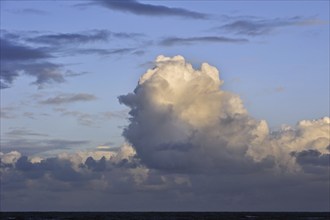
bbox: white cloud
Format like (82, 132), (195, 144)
(119, 55), (329, 173)
(0, 151), (21, 165)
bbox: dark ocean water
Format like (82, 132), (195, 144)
(0, 212), (329, 220)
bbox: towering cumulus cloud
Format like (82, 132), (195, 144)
(119, 55), (329, 172)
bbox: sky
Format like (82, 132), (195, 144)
(0, 0), (329, 211)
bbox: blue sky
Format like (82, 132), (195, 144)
(0, 0), (329, 211)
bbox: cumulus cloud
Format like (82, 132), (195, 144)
(1, 142), (329, 211)
(119, 55), (329, 173)
(0, 151), (21, 165)
(247, 117), (330, 170)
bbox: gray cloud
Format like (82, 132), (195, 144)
(40, 93), (97, 105)
(52, 108), (127, 127)
(0, 138), (90, 156)
(5, 128), (49, 137)
(6, 8), (48, 15)
(293, 149), (329, 167)
(98, 0), (209, 19)
(54, 108), (99, 127)
(219, 16), (325, 36)
(1, 145), (329, 211)
(1, 61), (66, 89)
(1, 29), (145, 89)
(26, 29), (144, 46)
(160, 36), (248, 46)
(0, 38), (51, 61)
(0, 107), (17, 119)
(28, 30), (109, 45)
(0, 37), (66, 89)
(22, 62), (66, 87)
(74, 48), (137, 56)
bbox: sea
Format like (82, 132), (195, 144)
(0, 212), (329, 220)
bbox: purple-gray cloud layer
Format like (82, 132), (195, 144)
(0, 29), (145, 89)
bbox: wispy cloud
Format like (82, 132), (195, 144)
(0, 107), (17, 119)
(160, 36), (248, 46)
(6, 8), (48, 15)
(40, 93), (97, 105)
(74, 48), (137, 56)
(218, 16), (326, 36)
(0, 138), (90, 155)
(5, 128), (49, 137)
(26, 29), (144, 46)
(97, 0), (209, 19)
(27, 30), (109, 45)
(54, 108), (99, 127)
(52, 107), (127, 127)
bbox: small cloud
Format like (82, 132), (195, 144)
(40, 93), (97, 105)
(54, 108), (98, 127)
(0, 138), (90, 156)
(27, 30), (109, 46)
(160, 36), (248, 46)
(22, 112), (35, 119)
(6, 8), (48, 15)
(74, 48), (136, 56)
(97, 146), (112, 150)
(218, 16), (326, 36)
(25, 30), (144, 46)
(274, 86), (285, 93)
(0, 107), (17, 119)
(5, 128), (49, 137)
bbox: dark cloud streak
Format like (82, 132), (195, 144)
(219, 16), (325, 36)
(0, 38), (51, 61)
(160, 36), (248, 46)
(26, 30), (144, 46)
(28, 30), (109, 45)
(98, 0), (209, 19)
(40, 93), (97, 105)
